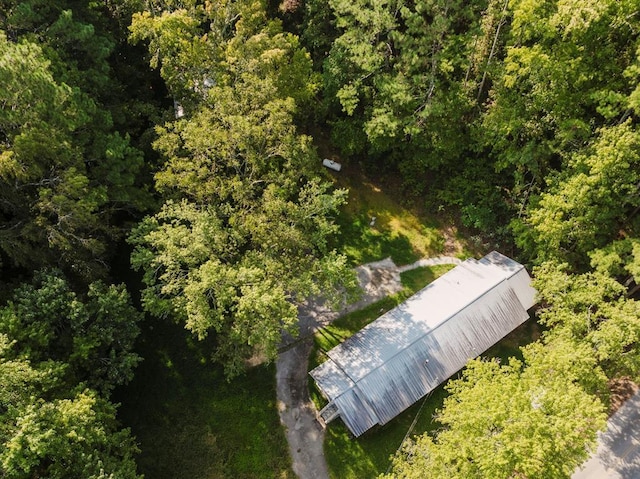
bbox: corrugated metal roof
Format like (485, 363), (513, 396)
(310, 251), (537, 437)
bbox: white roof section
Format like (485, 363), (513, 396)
(310, 251), (536, 437)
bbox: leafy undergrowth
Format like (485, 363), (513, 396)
(115, 319), (292, 479)
(310, 265), (539, 479)
(327, 167), (460, 266)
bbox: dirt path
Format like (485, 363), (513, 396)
(276, 256), (461, 479)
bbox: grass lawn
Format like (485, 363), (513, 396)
(310, 264), (540, 479)
(327, 167), (463, 266)
(115, 319), (293, 479)
(323, 385), (449, 479)
(113, 161), (473, 479)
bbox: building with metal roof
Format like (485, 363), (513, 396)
(310, 251), (537, 437)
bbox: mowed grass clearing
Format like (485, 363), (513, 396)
(328, 167), (460, 266)
(115, 164), (472, 479)
(309, 265), (455, 478)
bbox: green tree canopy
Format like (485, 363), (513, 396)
(513, 122), (640, 265)
(483, 0), (639, 182)
(0, 0), (157, 278)
(0, 335), (62, 442)
(383, 342), (606, 479)
(0, 30), (148, 277)
(534, 261), (640, 378)
(590, 238), (640, 292)
(0, 332), (141, 479)
(1, 390), (141, 479)
(0, 270), (142, 394)
(130, 187), (356, 378)
(386, 253), (640, 478)
(129, 0), (357, 378)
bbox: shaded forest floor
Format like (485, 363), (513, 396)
(115, 320), (293, 479)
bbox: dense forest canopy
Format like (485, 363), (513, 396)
(0, 0), (639, 477)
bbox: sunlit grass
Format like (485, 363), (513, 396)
(330, 171), (448, 266)
(310, 265), (455, 478)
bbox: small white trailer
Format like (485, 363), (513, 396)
(322, 159), (342, 172)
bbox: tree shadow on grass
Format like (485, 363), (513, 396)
(114, 318), (293, 479)
(319, 312), (542, 479)
(335, 213), (420, 266)
(323, 384), (450, 479)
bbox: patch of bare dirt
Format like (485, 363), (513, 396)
(608, 377), (639, 416)
(440, 223), (462, 256)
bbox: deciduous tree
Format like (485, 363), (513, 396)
(1, 390), (141, 479)
(513, 122), (640, 265)
(383, 342), (606, 479)
(483, 0), (638, 183)
(129, 0), (357, 378)
(0, 271), (142, 394)
(534, 261), (640, 378)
